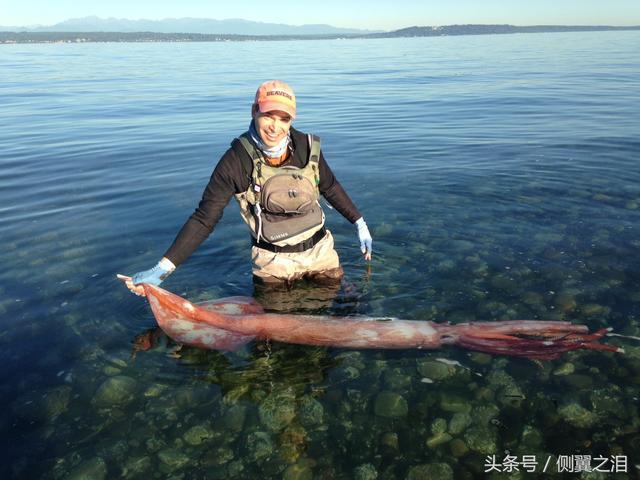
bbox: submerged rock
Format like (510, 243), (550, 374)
(581, 303), (611, 317)
(440, 393), (472, 414)
(346, 388), (368, 414)
(143, 384), (165, 398)
(490, 274), (518, 292)
(558, 374), (594, 391)
(13, 388), (68, 424)
(298, 395), (324, 427)
(426, 432), (452, 449)
(380, 432), (399, 451)
(553, 362), (575, 376)
(221, 404), (247, 432)
(558, 402), (598, 428)
(472, 404), (500, 426)
(373, 223), (393, 236)
(374, 391), (408, 418)
(579, 471), (610, 480)
(590, 389), (625, 419)
(202, 446), (234, 467)
(435, 259), (456, 273)
(259, 389), (297, 431)
(406, 462), (454, 480)
(282, 458), (315, 480)
(382, 368), (412, 390)
(279, 424), (308, 463)
(554, 292), (577, 312)
(335, 351), (365, 370)
(225, 460), (245, 478)
(497, 383), (525, 409)
(431, 418), (448, 435)
(183, 424), (215, 446)
(245, 431), (274, 462)
(145, 436), (166, 453)
(449, 438), (469, 458)
(157, 448), (189, 470)
(121, 456), (151, 478)
(416, 360), (456, 381)
(334, 365), (361, 381)
(486, 369), (515, 388)
(102, 366), (122, 376)
(522, 291), (544, 306)
(92, 376), (137, 408)
(520, 425), (543, 449)
(43, 385), (72, 419)
(464, 425), (498, 455)
(222, 384), (250, 404)
(354, 462), (378, 480)
(468, 352), (493, 365)
(66, 457), (107, 480)
(449, 412), (473, 435)
(474, 387), (495, 402)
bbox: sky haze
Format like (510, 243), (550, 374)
(2, 0), (640, 30)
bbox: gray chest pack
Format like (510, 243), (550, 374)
(234, 133), (326, 247)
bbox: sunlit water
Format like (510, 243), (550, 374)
(1, 32), (639, 479)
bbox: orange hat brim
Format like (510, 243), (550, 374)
(257, 101), (296, 119)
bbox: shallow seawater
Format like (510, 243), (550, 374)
(1, 32), (640, 479)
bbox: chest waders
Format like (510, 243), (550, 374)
(234, 133), (326, 248)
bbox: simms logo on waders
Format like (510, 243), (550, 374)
(270, 232), (290, 240)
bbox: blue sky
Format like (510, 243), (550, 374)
(2, 0), (640, 29)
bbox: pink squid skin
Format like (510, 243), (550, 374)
(140, 283), (620, 360)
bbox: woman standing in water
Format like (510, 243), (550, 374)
(124, 80), (372, 296)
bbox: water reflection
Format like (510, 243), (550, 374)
(253, 276), (362, 314)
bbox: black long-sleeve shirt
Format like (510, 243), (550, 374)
(163, 127), (362, 266)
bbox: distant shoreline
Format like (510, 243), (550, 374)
(2, 25), (639, 45)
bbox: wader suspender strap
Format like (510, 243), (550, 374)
(307, 134), (321, 187)
(238, 135), (265, 241)
(238, 135), (263, 190)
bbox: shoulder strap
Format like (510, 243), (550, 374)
(238, 134), (262, 162)
(230, 137), (251, 181)
(236, 132), (264, 192)
(307, 134), (321, 186)
(307, 134), (321, 165)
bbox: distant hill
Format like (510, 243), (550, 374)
(0, 16), (379, 35)
(370, 24), (640, 38)
(2, 23), (639, 44)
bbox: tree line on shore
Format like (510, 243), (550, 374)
(2, 25), (639, 44)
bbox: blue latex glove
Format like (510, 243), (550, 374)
(132, 257), (176, 286)
(355, 217), (372, 261)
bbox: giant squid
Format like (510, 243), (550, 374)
(117, 276), (620, 360)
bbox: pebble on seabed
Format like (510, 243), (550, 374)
(65, 457), (107, 480)
(92, 376), (138, 408)
(258, 389), (297, 431)
(558, 402), (599, 429)
(374, 391), (408, 418)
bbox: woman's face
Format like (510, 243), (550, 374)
(253, 107), (292, 147)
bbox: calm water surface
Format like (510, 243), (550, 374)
(1, 32), (640, 479)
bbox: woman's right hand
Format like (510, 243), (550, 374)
(117, 258), (176, 297)
(117, 274), (146, 296)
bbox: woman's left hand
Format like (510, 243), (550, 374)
(355, 218), (373, 261)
